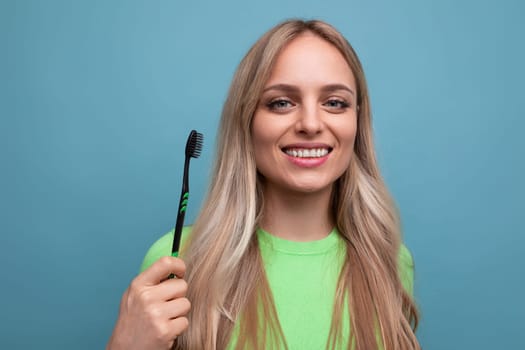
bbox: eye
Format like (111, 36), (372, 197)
(323, 98), (350, 110)
(267, 98), (295, 111)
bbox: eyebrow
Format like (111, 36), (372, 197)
(262, 83), (355, 96)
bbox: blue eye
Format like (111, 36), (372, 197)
(324, 99), (350, 109)
(267, 99), (294, 110)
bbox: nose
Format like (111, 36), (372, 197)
(295, 103), (323, 135)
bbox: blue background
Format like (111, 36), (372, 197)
(1, 0), (524, 349)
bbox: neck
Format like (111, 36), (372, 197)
(259, 182), (334, 242)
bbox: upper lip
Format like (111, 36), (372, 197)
(281, 142), (333, 150)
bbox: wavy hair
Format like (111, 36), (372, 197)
(176, 19), (420, 350)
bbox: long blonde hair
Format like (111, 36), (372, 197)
(176, 19), (420, 350)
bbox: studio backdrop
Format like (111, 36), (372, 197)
(1, 0), (523, 349)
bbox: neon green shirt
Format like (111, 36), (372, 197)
(140, 227), (415, 349)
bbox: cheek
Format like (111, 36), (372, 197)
(251, 114), (276, 173)
(335, 119), (358, 169)
(251, 119), (267, 157)
(251, 112), (287, 153)
(335, 116), (358, 146)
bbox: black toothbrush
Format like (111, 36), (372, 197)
(171, 130), (203, 258)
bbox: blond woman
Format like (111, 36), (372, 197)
(108, 19), (420, 350)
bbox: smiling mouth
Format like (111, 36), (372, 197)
(281, 147), (333, 158)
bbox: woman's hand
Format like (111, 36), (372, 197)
(107, 256), (191, 350)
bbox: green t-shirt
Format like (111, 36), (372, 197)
(140, 227), (415, 349)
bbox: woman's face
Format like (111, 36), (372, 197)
(252, 32), (358, 195)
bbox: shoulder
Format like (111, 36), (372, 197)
(397, 244), (415, 296)
(139, 226), (192, 272)
(398, 244), (414, 270)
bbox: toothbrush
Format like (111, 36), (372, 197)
(171, 130), (203, 257)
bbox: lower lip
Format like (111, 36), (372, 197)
(284, 153), (330, 168)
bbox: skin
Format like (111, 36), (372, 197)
(107, 257), (190, 350)
(252, 32), (358, 241)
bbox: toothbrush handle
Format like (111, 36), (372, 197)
(172, 185), (188, 256)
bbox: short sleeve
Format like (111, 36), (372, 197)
(398, 244), (415, 296)
(139, 226), (192, 273)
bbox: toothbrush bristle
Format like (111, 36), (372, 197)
(186, 130), (203, 158)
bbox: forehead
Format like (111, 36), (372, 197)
(264, 32), (356, 89)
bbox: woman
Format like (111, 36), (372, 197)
(108, 19), (420, 350)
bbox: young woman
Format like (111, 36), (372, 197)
(108, 19), (420, 350)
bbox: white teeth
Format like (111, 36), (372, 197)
(284, 148), (329, 158)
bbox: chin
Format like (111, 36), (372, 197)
(286, 181), (334, 195)
(260, 174), (338, 197)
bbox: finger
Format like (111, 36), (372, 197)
(149, 315), (189, 344)
(135, 256), (186, 286)
(161, 297), (191, 320)
(167, 316), (190, 339)
(154, 278), (189, 301)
